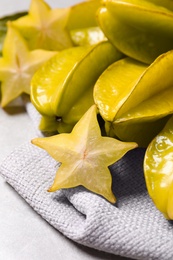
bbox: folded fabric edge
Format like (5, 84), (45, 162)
(1, 142), (173, 260)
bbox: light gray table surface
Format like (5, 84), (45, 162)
(0, 1), (129, 260)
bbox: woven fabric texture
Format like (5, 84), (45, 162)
(1, 103), (173, 260)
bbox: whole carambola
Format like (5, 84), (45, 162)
(31, 41), (124, 133)
(97, 0), (173, 64)
(67, 0), (101, 30)
(144, 115), (173, 220)
(67, 0), (106, 46)
(94, 50), (173, 147)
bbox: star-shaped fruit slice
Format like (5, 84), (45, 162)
(32, 105), (137, 203)
(0, 23), (57, 107)
(12, 0), (73, 51)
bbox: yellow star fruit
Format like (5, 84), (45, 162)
(32, 105), (137, 203)
(0, 23), (57, 107)
(67, 0), (105, 47)
(12, 0), (73, 51)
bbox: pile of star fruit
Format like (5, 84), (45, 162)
(1, 0), (173, 220)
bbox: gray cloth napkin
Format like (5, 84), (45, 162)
(1, 102), (173, 260)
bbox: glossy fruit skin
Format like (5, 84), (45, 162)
(94, 50), (173, 147)
(67, 0), (106, 47)
(31, 41), (124, 133)
(97, 0), (173, 64)
(67, 0), (101, 31)
(144, 115), (173, 220)
(70, 27), (107, 46)
(144, 0), (173, 11)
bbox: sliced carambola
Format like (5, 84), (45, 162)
(94, 50), (173, 147)
(0, 11), (27, 56)
(0, 24), (57, 107)
(97, 0), (173, 63)
(144, 115), (173, 220)
(32, 105), (137, 203)
(31, 41), (124, 133)
(12, 0), (73, 51)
